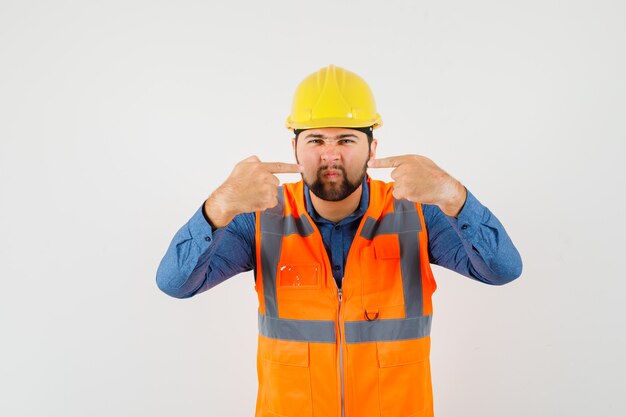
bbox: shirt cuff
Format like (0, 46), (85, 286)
(187, 204), (215, 251)
(445, 188), (485, 239)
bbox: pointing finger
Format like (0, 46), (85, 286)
(261, 162), (304, 174)
(368, 156), (404, 169)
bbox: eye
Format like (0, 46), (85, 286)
(338, 139), (356, 144)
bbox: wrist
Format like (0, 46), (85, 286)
(439, 180), (467, 218)
(203, 187), (238, 229)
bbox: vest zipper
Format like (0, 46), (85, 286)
(300, 210), (348, 417)
(337, 286), (345, 417)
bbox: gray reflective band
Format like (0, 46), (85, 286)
(359, 202), (422, 240)
(359, 199), (424, 318)
(258, 312), (336, 343)
(394, 199), (423, 318)
(344, 315), (432, 344)
(260, 207), (314, 238)
(261, 192), (313, 237)
(260, 187), (315, 317)
(283, 215), (314, 237)
(260, 190), (284, 317)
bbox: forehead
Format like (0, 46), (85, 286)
(300, 127), (368, 140)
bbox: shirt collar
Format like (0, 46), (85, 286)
(303, 176), (370, 225)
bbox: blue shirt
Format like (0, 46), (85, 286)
(156, 180), (522, 298)
(303, 179), (370, 289)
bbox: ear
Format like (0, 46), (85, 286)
(369, 138), (378, 160)
(291, 137), (299, 163)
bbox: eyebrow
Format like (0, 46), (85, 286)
(303, 133), (359, 140)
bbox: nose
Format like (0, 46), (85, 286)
(320, 143), (341, 164)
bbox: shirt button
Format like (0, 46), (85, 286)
(334, 225), (340, 230)
(461, 224), (469, 230)
(205, 236), (212, 241)
(334, 265), (340, 271)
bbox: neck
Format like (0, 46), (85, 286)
(309, 185), (363, 223)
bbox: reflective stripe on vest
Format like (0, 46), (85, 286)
(258, 186), (431, 344)
(258, 312), (336, 343)
(344, 315), (432, 344)
(259, 189), (315, 317)
(258, 311), (433, 344)
(360, 198), (424, 318)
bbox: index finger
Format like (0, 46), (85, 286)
(261, 162), (304, 174)
(367, 156), (405, 169)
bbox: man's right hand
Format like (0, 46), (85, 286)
(203, 155), (303, 228)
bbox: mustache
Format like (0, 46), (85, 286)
(318, 165), (346, 173)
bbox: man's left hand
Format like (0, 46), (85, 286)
(368, 155), (467, 217)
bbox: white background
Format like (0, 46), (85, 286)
(1, 1), (625, 416)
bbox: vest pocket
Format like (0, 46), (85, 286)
(376, 340), (430, 417)
(278, 263), (321, 289)
(261, 339), (313, 417)
(360, 242), (405, 309)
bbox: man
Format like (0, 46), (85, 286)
(157, 64), (522, 417)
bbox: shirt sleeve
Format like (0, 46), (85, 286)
(156, 204), (256, 298)
(424, 188), (523, 285)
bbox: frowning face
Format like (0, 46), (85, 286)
(293, 127), (377, 201)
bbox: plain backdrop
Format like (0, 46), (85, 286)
(1, 1), (625, 416)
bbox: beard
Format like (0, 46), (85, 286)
(305, 161), (368, 202)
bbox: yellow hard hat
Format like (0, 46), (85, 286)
(285, 64), (383, 130)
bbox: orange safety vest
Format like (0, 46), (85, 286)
(254, 177), (437, 417)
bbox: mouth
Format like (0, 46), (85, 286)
(321, 169), (342, 180)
